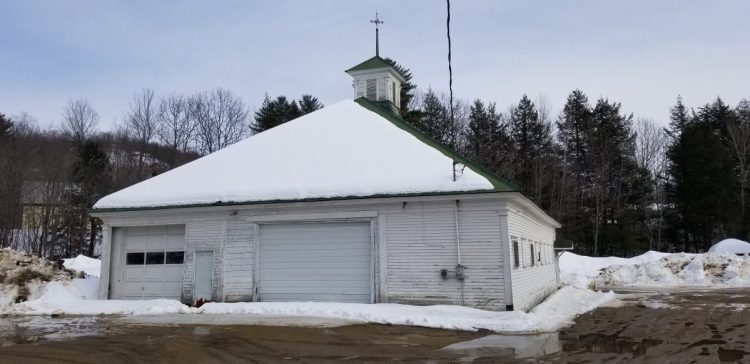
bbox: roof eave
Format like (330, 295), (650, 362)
(90, 189), (502, 214)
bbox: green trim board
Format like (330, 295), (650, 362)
(90, 190), (508, 213)
(354, 97), (519, 193)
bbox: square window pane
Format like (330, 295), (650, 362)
(146, 252), (165, 265)
(166, 251), (184, 264)
(126, 252), (144, 265)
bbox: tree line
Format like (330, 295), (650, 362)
(0, 88), (321, 259)
(2, 58), (748, 258)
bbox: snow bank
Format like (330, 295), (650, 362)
(63, 255), (101, 277)
(0, 248), (75, 311)
(559, 250), (670, 288)
(595, 253), (750, 288)
(3, 282), (614, 333)
(199, 286), (615, 333)
(709, 239), (750, 255)
(9, 280), (191, 315)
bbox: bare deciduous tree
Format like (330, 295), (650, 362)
(635, 118), (667, 250)
(157, 93), (195, 165)
(726, 100), (750, 217)
(122, 89), (158, 175)
(190, 88), (249, 155)
(62, 99), (99, 143)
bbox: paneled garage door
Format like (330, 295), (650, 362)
(259, 222), (372, 303)
(114, 225), (185, 300)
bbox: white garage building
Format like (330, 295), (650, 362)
(92, 54), (561, 312)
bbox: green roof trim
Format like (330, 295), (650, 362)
(345, 56), (396, 73)
(89, 190), (509, 213)
(354, 97), (519, 192)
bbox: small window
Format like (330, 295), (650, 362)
(512, 240), (520, 268)
(366, 78), (376, 99)
(392, 82), (396, 102)
(146, 252), (165, 265)
(530, 244), (535, 267)
(126, 252), (144, 265)
(166, 251), (185, 264)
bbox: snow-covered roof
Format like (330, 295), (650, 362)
(709, 239), (750, 254)
(94, 99), (515, 210)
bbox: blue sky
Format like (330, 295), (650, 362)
(1, 0), (749, 129)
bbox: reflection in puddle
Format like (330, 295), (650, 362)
(0, 316), (112, 345)
(441, 332), (561, 361)
(570, 333), (663, 355)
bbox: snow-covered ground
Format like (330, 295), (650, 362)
(560, 243), (750, 289)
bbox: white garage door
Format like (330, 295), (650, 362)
(259, 222), (372, 303)
(115, 225), (185, 300)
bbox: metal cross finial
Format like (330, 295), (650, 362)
(370, 12), (383, 56)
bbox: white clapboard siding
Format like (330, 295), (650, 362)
(223, 220), (254, 302)
(98, 194), (556, 311)
(182, 220), (224, 302)
(507, 201), (558, 311)
(385, 201), (506, 310)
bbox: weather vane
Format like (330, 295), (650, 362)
(370, 12), (383, 57)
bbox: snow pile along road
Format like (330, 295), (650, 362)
(559, 250), (670, 288)
(199, 286), (615, 333)
(709, 238), (750, 255)
(594, 253), (750, 288)
(0, 248), (75, 312)
(9, 279), (191, 315)
(63, 254), (101, 277)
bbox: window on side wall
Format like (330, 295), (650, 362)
(512, 240), (520, 268)
(530, 244), (535, 267)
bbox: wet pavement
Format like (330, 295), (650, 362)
(0, 288), (748, 363)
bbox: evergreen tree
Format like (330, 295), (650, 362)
(298, 95), (323, 114)
(666, 96), (690, 139)
(465, 100), (509, 173)
(68, 141), (111, 256)
(588, 98), (640, 255)
(668, 99), (739, 251)
(383, 58), (418, 123)
(555, 90), (593, 251)
(416, 89), (452, 145)
(251, 95), (301, 134)
(509, 95), (553, 197)
(251, 94), (324, 134)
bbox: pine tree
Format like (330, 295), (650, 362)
(383, 58), (418, 123)
(416, 89), (452, 145)
(509, 95), (552, 198)
(69, 141), (111, 256)
(298, 95), (323, 114)
(465, 100), (509, 173)
(666, 96), (690, 139)
(251, 94), (324, 134)
(555, 90), (593, 252)
(668, 99), (739, 251)
(251, 95), (301, 134)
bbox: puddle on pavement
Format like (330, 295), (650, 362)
(0, 316), (115, 346)
(569, 332), (663, 355)
(440, 332), (561, 361)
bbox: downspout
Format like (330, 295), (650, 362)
(454, 199), (465, 305)
(454, 199), (462, 266)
